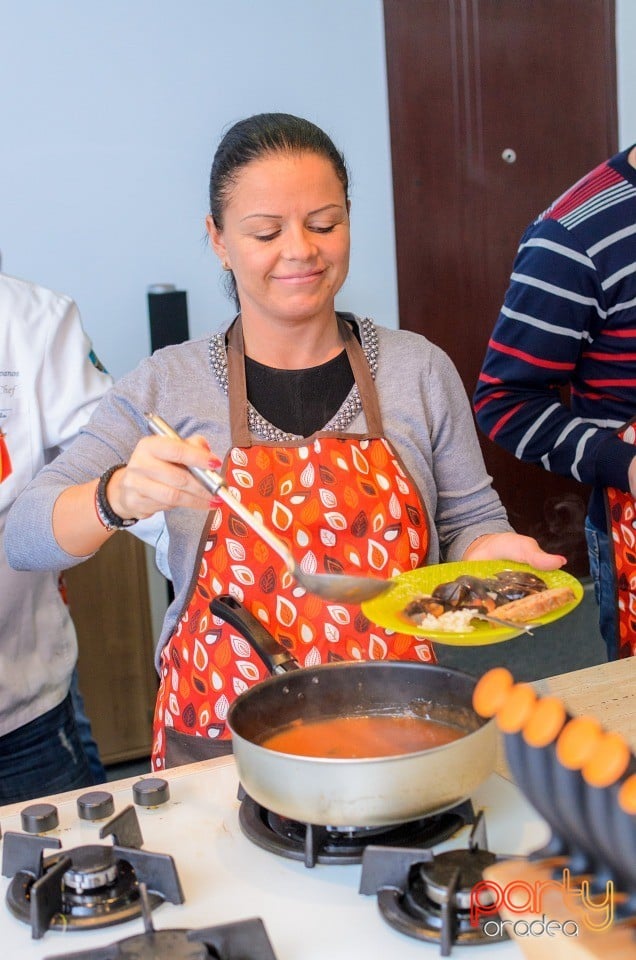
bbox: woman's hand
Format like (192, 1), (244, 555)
(52, 433), (223, 558)
(107, 434), (219, 521)
(462, 532), (566, 571)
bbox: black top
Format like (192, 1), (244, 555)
(245, 349), (354, 436)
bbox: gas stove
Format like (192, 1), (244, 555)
(0, 757), (549, 959)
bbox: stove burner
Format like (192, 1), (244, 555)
(1, 805), (184, 938)
(63, 844), (118, 892)
(239, 791), (474, 868)
(40, 884), (279, 960)
(360, 811), (509, 956)
(417, 848), (496, 910)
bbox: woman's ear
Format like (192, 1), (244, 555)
(206, 214), (228, 265)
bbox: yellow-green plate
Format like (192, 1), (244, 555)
(362, 560), (583, 646)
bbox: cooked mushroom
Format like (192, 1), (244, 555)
(489, 570), (547, 603)
(433, 575), (497, 612)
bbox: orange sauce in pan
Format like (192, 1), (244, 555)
(260, 714), (466, 759)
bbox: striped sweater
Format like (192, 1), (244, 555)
(474, 146), (636, 527)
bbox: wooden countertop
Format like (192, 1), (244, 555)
(495, 656), (636, 779)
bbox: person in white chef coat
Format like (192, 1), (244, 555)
(0, 271), (111, 801)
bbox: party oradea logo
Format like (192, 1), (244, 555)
(470, 868), (614, 938)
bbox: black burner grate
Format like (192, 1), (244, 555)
(360, 811), (510, 956)
(239, 791), (474, 868)
(40, 885), (279, 960)
(1, 806), (183, 938)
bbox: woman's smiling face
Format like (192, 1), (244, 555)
(207, 150), (350, 328)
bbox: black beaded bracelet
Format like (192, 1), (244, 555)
(94, 464), (139, 531)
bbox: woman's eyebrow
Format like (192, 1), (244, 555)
(240, 203), (344, 223)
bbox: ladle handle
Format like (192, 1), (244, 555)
(144, 412), (295, 575)
(210, 595), (300, 674)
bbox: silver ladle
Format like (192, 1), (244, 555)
(144, 413), (394, 604)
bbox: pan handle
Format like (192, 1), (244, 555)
(210, 595), (300, 674)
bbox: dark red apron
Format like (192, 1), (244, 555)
(153, 318), (436, 769)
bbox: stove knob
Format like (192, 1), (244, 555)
(133, 777), (170, 807)
(21, 802), (59, 833)
(77, 790), (115, 821)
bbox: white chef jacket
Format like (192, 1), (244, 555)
(0, 273), (118, 735)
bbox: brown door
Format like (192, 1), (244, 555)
(65, 534), (158, 765)
(384, 0), (617, 575)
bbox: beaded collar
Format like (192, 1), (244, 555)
(207, 315), (379, 442)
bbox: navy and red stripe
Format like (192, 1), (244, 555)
(474, 145), (636, 523)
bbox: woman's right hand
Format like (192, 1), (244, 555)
(106, 433), (219, 521)
(52, 433), (222, 557)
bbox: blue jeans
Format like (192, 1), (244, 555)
(584, 516), (618, 661)
(0, 694), (95, 804)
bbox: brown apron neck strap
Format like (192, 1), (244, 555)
(338, 315), (384, 436)
(226, 318), (253, 447)
(226, 315), (384, 446)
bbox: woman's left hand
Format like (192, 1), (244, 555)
(462, 532), (566, 571)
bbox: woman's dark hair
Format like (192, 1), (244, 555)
(209, 113), (350, 308)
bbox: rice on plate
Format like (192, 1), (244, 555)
(412, 608), (475, 633)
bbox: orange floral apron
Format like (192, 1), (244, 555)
(152, 318), (435, 769)
(605, 418), (636, 658)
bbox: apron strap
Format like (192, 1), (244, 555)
(226, 319), (252, 448)
(226, 315), (385, 447)
(338, 315), (384, 437)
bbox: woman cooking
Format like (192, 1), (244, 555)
(5, 113), (565, 770)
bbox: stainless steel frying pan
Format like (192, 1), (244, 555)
(215, 595), (496, 827)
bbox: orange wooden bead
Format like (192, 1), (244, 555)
(618, 773), (636, 815)
(496, 683), (536, 734)
(472, 667), (514, 718)
(523, 696), (567, 748)
(582, 731), (631, 788)
(556, 716), (604, 770)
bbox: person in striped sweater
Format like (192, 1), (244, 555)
(474, 145), (636, 660)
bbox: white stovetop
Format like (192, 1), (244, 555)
(0, 757), (549, 959)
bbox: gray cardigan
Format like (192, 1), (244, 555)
(5, 317), (512, 667)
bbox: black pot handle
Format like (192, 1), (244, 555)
(210, 595), (300, 674)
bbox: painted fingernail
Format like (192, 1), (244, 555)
(208, 457), (222, 469)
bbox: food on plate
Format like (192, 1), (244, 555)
(493, 586), (576, 623)
(405, 608), (477, 633)
(260, 713), (466, 758)
(431, 571), (547, 611)
(487, 569), (548, 600)
(402, 569), (574, 633)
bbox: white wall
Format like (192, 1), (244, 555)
(617, 0), (636, 148)
(0, 0), (396, 378)
(2, 3), (634, 380)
